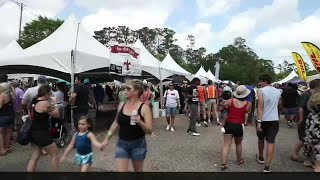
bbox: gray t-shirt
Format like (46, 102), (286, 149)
(22, 85), (41, 107)
(259, 86), (282, 121)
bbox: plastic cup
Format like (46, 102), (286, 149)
(130, 110), (138, 125)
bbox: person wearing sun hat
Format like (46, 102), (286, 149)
(219, 85), (252, 170)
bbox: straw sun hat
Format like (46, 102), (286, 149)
(233, 85), (251, 99)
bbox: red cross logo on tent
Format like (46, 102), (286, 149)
(124, 59), (131, 71)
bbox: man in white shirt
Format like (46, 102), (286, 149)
(163, 83), (180, 132)
(256, 74), (282, 173)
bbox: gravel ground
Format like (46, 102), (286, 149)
(0, 115), (313, 172)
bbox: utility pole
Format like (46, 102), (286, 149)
(18, 2), (24, 40)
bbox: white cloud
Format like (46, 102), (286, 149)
(254, 8), (320, 66)
(0, 0), (66, 48)
(175, 22), (215, 50)
(196, 0), (241, 17)
(78, 0), (181, 32)
(177, 0), (300, 53)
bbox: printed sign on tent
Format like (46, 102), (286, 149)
(109, 44), (141, 76)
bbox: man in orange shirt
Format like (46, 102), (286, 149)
(206, 80), (220, 125)
(197, 84), (206, 127)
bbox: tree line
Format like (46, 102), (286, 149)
(17, 16), (316, 84)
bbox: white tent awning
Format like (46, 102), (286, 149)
(0, 16), (110, 74)
(0, 40), (23, 58)
(276, 71), (298, 84)
(133, 39), (173, 80)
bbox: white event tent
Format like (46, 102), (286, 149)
(133, 39), (173, 80)
(0, 40), (23, 58)
(195, 66), (208, 84)
(0, 16), (110, 77)
(161, 53), (193, 80)
(276, 71), (298, 84)
(206, 69), (220, 82)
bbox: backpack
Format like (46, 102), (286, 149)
(17, 101), (36, 145)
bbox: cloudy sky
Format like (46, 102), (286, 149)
(0, 0), (319, 68)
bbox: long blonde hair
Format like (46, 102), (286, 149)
(0, 82), (15, 102)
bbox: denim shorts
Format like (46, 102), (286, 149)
(284, 108), (297, 116)
(166, 107), (177, 117)
(115, 137), (147, 161)
(74, 152), (93, 166)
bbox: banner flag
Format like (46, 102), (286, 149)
(302, 42), (320, 74)
(109, 44), (141, 76)
(292, 52), (307, 81)
(214, 61), (220, 80)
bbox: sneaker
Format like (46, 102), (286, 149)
(217, 121), (222, 126)
(170, 127), (175, 132)
(256, 154), (265, 164)
(187, 129), (192, 134)
(263, 166), (271, 173)
(191, 132), (200, 136)
(196, 123), (201, 127)
(204, 121), (208, 127)
(166, 125), (170, 131)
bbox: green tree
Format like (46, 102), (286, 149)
(18, 16), (63, 49)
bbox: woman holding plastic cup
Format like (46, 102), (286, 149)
(102, 80), (152, 172)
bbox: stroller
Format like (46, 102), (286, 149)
(50, 117), (70, 148)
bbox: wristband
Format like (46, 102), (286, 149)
(106, 131), (113, 138)
(257, 120), (262, 123)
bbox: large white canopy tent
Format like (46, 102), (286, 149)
(161, 53), (194, 81)
(133, 39), (173, 81)
(0, 40), (23, 58)
(0, 16), (110, 80)
(276, 71), (299, 84)
(195, 66), (208, 84)
(206, 70), (220, 82)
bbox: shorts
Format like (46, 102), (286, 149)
(30, 130), (53, 147)
(198, 102), (206, 113)
(14, 112), (23, 125)
(298, 121), (306, 141)
(115, 137), (147, 161)
(284, 107), (298, 116)
(166, 107), (177, 117)
(0, 115), (14, 128)
(257, 121), (279, 144)
(75, 152), (93, 166)
(207, 99), (217, 112)
(224, 122), (243, 138)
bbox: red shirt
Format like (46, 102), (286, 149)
(226, 98), (248, 124)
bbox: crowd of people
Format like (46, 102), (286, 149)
(1, 72), (320, 173)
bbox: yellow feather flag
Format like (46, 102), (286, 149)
(292, 52), (307, 81)
(301, 42), (320, 74)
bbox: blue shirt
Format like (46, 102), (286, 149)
(245, 85), (255, 102)
(75, 131), (92, 155)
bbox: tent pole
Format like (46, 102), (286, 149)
(70, 23), (80, 134)
(156, 36), (163, 110)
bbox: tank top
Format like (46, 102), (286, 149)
(259, 86), (282, 121)
(117, 103), (145, 141)
(197, 86), (205, 103)
(226, 98), (248, 124)
(206, 85), (217, 99)
(31, 99), (50, 131)
(75, 131), (92, 155)
(0, 92), (14, 117)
